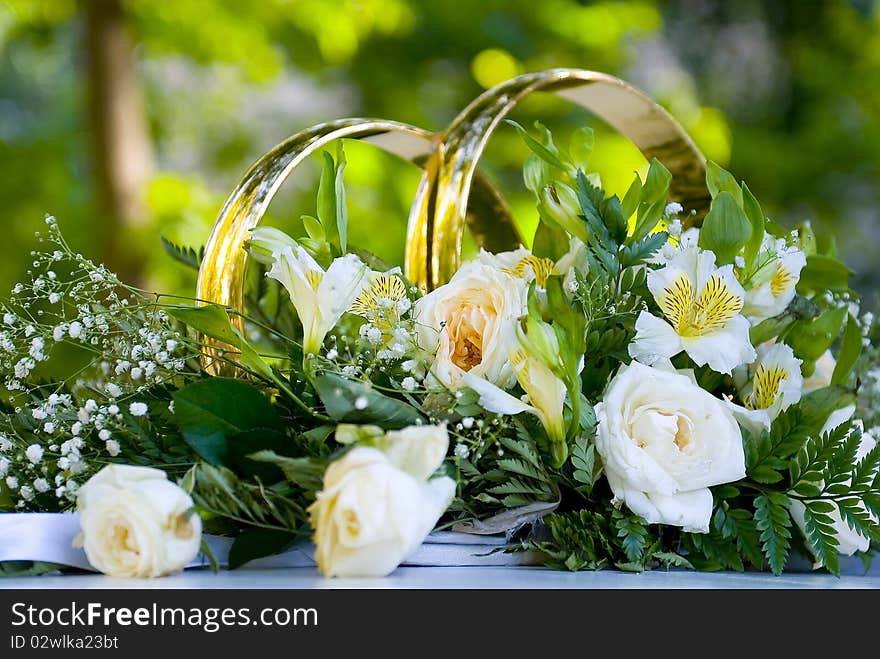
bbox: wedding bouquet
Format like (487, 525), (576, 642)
(1, 117), (878, 579)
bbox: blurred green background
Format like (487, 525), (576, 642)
(1, 0), (878, 307)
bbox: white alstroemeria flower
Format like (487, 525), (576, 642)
(728, 343), (803, 433)
(479, 247), (559, 290)
(742, 246), (807, 322)
(630, 247), (756, 374)
(267, 244), (369, 355)
(462, 346), (567, 448)
(247, 226), (300, 265)
(555, 235), (588, 295)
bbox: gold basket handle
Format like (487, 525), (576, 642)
(196, 118), (519, 371)
(404, 69), (710, 290)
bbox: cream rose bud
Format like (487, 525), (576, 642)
(414, 260), (527, 389)
(309, 447), (455, 577)
(75, 465), (201, 578)
(802, 350), (836, 393)
(595, 362), (746, 533)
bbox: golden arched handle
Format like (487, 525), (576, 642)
(404, 69), (710, 290)
(196, 118), (520, 372)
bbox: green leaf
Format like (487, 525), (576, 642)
(167, 304), (275, 381)
(652, 551), (694, 570)
(698, 191), (752, 265)
(754, 492), (792, 576)
(173, 378), (281, 467)
(568, 126), (594, 170)
(741, 183), (765, 267)
(831, 314), (862, 386)
(248, 450), (327, 492)
(161, 236), (204, 271)
(801, 503), (840, 576)
(314, 371), (424, 428)
(619, 232), (668, 268)
(301, 214), (325, 242)
(705, 161), (743, 205)
(797, 254), (852, 293)
(532, 219), (569, 261)
(570, 436), (596, 488)
(785, 306), (847, 362)
(630, 159), (671, 243)
(620, 174), (641, 220)
(507, 120), (568, 170)
(614, 512), (649, 564)
(228, 528), (300, 570)
(317, 145), (348, 253)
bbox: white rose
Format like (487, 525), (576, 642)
(414, 260), (527, 389)
(595, 361), (747, 532)
(309, 425), (455, 577)
(75, 465), (201, 578)
(789, 406), (875, 559)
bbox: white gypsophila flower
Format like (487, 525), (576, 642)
(326, 348), (339, 360)
(33, 478), (50, 493)
(105, 383), (122, 398)
(25, 444), (44, 464)
(107, 404), (119, 415)
(129, 402), (148, 417)
(630, 246), (756, 374)
(454, 443), (470, 459)
(43, 422), (55, 434)
(98, 429), (111, 441)
(105, 440), (120, 457)
(341, 365), (357, 377)
(19, 486), (34, 501)
(70, 422), (82, 436)
(401, 376), (417, 392)
(31, 408), (47, 420)
(68, 321), (83, 339)
(6, 476), (19, 490)
(2, 312), (15, 325)
(0, 458), (9, 476)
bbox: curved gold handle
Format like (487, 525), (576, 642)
(197, 118), (519, 372)
(404, 68), (710, 290)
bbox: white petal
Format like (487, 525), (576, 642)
(628, 312), (683, 365)
(319, 254), (369, 324)
(681, 315), (756, 374)
(460, 372), (536, 416)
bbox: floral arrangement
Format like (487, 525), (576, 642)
(1, 121), (878, 579)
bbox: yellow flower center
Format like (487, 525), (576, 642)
(660, 273), (744, 337)
(770, 262), (795, 298)
(306, 270), (323, 291)
(747, 364), (788, 410)
(349, 274), (408, 332)
(502, 255), (557, 287)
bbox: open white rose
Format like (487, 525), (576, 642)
(74, 465), (201, 578)
(309, 426), (455, 577)
(789, 406), (875, 559)
(595, 361), (746, 532)
(415, 260), (527, 389)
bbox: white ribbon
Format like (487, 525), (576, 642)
(0, 513), (531, 572)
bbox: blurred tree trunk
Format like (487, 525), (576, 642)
(83, 0), (153, 285)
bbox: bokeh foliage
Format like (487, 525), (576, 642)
(0, 0), (877, 307)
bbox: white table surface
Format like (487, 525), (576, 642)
(2, 566), (878, 589)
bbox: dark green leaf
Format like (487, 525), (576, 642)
(797, 254), (852, 293)
(532, 219), (569, 261)
(741, 183), (765, 267)
(831, 314), (862, 386)
(314, 371), (424, 428)
(173, 378), (281, 467)
(754, 492), (792, 575)
(705, 161), (743, 204)
(161, 236), (204, 271)
(248, 450), (327, 492)
(228, 528), (300, 569)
